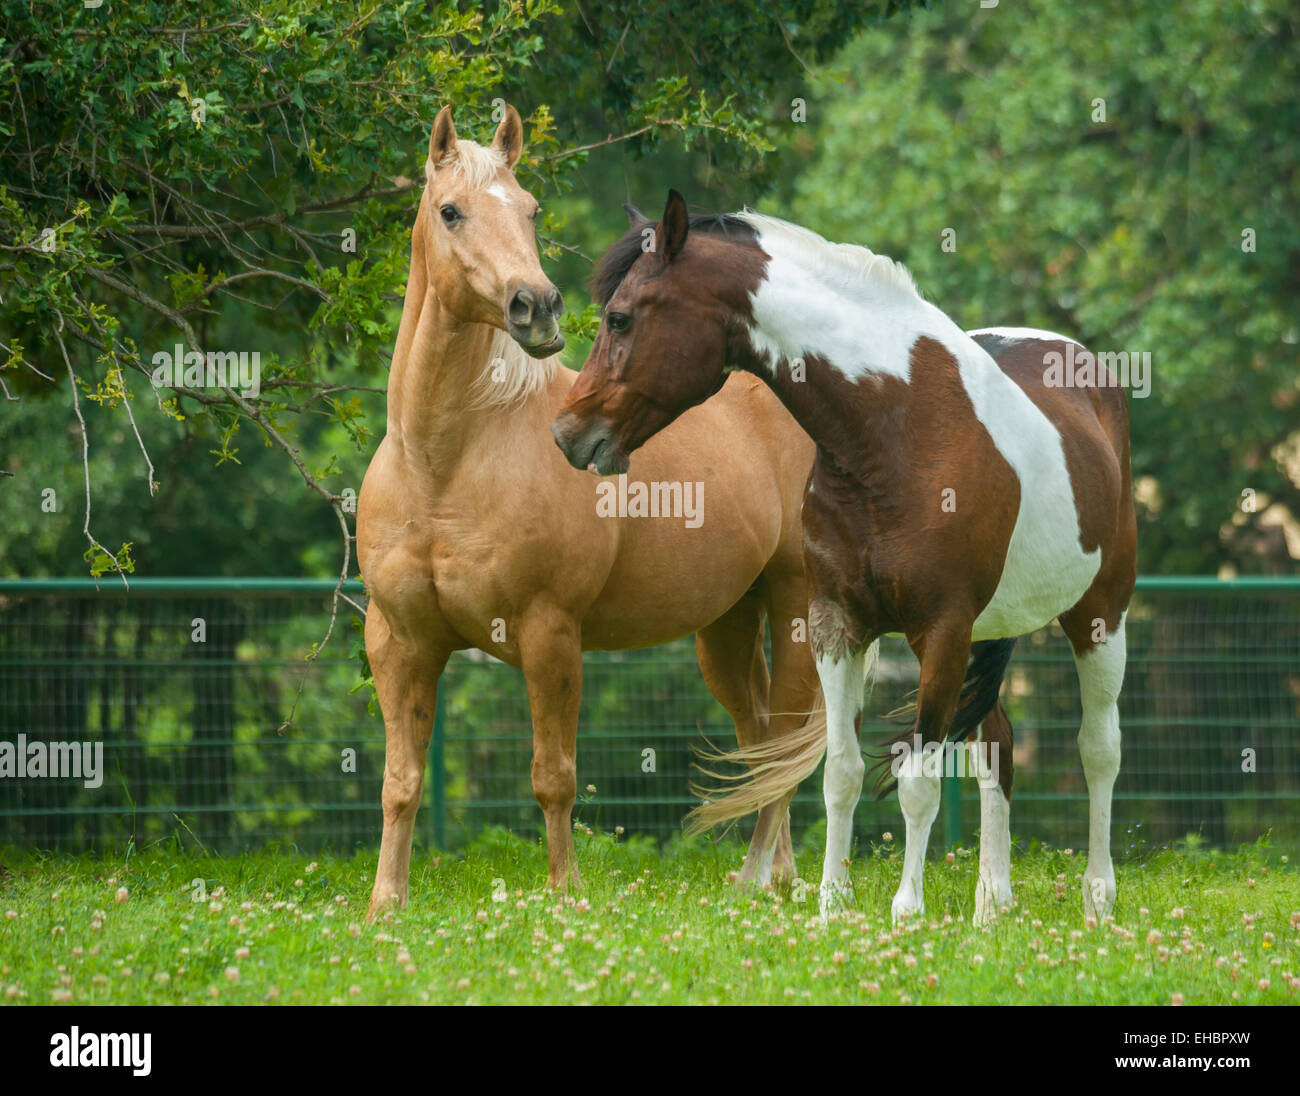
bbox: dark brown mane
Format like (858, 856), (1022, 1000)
(591, 212), (758, 304)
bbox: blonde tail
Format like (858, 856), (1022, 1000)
(684, 702), (828, 836)
(685, 641), (880, 835)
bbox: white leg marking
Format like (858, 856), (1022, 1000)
(974, 785), (1013, 926)
(972, 724), (1013, 925)
(816, 645), (872, 919)
(1075, 613), (1126, 921)
(891, 770), (940, 923)
(737, 800), (782, 887)
(751, 828), (778, 887)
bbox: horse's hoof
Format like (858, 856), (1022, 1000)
(1082, 872), (1115, 922)
(890, 886), (923, 925)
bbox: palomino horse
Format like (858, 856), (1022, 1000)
(358, 112), (821, 918)
(552, 191), (1137, 925)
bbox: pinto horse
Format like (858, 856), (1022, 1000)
(358, 113), (821, 918)
(552, 191), (1137, 925)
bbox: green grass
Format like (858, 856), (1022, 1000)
(1, 828), (1296, 1005)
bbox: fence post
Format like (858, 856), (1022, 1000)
(431, 687), (446, 851)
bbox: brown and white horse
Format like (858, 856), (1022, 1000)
(358, 114), (821, 918)
(553, 191), (1137, 925)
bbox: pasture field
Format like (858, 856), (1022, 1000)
(0, 829), (1295, 1006)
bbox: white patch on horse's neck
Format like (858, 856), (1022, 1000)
(739, 214), (1101, 638)
(739, 214), (928, 383)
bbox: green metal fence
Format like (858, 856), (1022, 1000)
(1, 577), (1297, 858)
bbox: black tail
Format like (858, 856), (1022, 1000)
(870, 637), (1018, 798)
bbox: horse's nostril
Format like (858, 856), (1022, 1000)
(549, 288), (565, 318)
(508, 289), (534, 326)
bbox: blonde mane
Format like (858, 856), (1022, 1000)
(425, 137), (508, 189)
(466, 326), (557, 411)
(737, 211), (920, 299)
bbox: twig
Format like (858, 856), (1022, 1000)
(54, 315), (130, 589)
(541, 124), (658, 161)
(538, 235), (593, 263)
(772, 14), (814, 76)
(276, 503), (357, 735)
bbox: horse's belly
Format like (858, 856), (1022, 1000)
(580, 511), (770, 649)
(971, 496), (1102, 642)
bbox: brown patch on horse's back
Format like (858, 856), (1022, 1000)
(972, 334), (1124, 557)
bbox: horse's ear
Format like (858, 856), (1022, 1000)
(623, 203), (649, 227)
(429, 106), (458, 168)
(491, 104), (524, 170)
(656, 189), (689, 262)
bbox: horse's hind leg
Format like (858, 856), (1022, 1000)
(367, 600), (450, 920)
(1061, 607), (1128, 922)
(695, 589), (794, 884)
(974, 701), (1015, 926)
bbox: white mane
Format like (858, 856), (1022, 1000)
(466, 327), (557, 411)
(737, 211), (920, 299)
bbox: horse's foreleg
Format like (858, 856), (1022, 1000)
(892, 621), (972, 923)
(816, 645), (871, 918)
(520, 608), (583, 891)
(366, 603), (448, 920)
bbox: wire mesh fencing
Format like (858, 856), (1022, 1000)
(0, 577), (1296, 858)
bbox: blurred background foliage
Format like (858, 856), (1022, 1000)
(2, 0), (1294, 582)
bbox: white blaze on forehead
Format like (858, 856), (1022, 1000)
(486, 184), (512, 204)
(739, 213), (1101, 640)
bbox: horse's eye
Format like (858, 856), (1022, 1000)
(607, 312), (630, 333)
(440, 205), (461, 225)
(531, 206), (542, 221)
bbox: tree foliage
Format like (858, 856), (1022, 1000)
(3, 0), (1291, 584)
(0, 0), (918, 582)
(776, 0), (1299, 574)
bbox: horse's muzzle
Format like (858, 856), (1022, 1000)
(507, 282), (565, 357)
(551, 414), (629, 476)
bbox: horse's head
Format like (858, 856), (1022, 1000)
(420, 104), (564, 356)
(552, 190), (755, 475)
